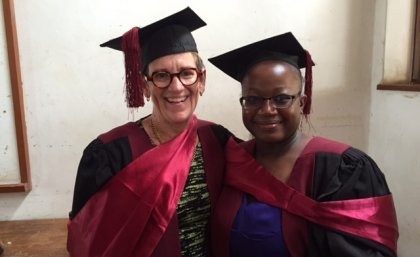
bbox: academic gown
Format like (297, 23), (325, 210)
(67, 116), (232, 257)
(211, 136), (398, 257)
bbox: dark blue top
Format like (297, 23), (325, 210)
(230, 194), (290, 257)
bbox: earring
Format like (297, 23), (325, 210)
(146, 97), (150, 102)
(199, 91), (203, 96)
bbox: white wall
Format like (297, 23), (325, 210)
(0, 0), (417, 255)
(369, 0), (420, 256)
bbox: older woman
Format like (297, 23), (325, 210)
(208, 32), (398, 257)
(67, 8), (231, 257)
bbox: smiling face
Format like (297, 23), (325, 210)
(144, 52), (205, 128)
(241, 60), (306, 143)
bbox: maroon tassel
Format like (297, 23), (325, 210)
(303, 50), (312, 115)
(122, 27), (145, 108)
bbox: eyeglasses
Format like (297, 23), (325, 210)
(239, 92), (301, 110)
(146, 68), (202, 88)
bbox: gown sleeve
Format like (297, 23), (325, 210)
(69, 137), (132, 219)
(309, 147), (397, 257)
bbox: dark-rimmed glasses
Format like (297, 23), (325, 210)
(146, 68), (202, 88)
(239, 92), (301, 110)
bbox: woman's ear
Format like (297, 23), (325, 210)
(299, 94), (307, 110)
(199, 69), (206, 95)
(143, 76), (151, 99)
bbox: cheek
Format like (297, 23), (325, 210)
(150, 88), (159, 99)
(149, 88), (164, 105)
(190, 87), (199, 99)
(284, 109), (302, 129)
(187, 87), (201, 109)
(241, 110), (254, 129)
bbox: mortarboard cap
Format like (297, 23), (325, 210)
(100, 7), (206, 108)
(208, 32), (315, 115)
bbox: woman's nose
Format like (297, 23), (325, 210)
(259, 99), (277, 113)
(167, 75), (184, 90)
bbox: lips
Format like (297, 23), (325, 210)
(254, 119), (282, 125)
(165, 96), (188, 103)
(253, 119), (283, 130)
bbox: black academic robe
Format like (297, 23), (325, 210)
(68, 117), (232, 257)
(211, 136), (398, 257)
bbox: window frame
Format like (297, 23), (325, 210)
(0, 0), (31, 193)
(377, 0), (420, 91)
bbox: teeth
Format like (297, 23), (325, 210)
(167, 97), (187, 103)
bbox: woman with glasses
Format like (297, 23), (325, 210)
(208, 32), (398, 257)
(67, 8), (232, 257)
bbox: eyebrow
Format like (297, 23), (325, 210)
(150, 66), (197, 73)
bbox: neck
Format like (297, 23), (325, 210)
(255, 130), (303, 159)
(150, 114), (192, 144)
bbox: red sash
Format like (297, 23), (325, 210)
(68, 116), (198, 257)
(224, 138), (398, 252)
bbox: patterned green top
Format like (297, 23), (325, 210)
(177, 142), (211, 257)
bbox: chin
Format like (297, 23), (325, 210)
(256, 135), (279, 143)
(167, 111), (194, 124)
(253, 131), (287, 143)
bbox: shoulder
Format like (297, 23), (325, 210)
(197, 119), (237, 147)
(70, 123), (144, 219)
(96, 121), (152, 158)
(306, 137), (381, 173)
(197, 118), (215, 127)
(303, 137), (379, 168)
(98, 122), (142, 143)
(302, 136), (350, 155)
(78, 125), (137, 188)
(309, 139), (391, 201)
(78, 122), (141, 160)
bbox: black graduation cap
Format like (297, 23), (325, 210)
(208, 32), (315, 115)
(100, 7), (206, 108)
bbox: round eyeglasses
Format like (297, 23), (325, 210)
(146, 68), (202, 88)
(239, 92), (301, 110)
